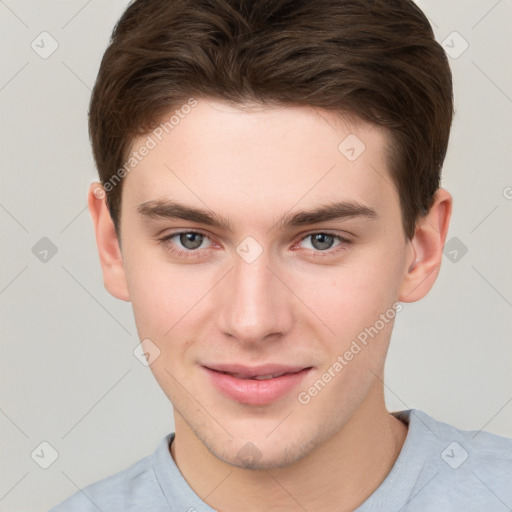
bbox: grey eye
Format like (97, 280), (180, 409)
(179, 232), (204, 250)
(309, 233), (336, 251)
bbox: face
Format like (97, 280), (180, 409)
(117, 99), (412, 469)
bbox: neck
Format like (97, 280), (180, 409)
(170, 380), (408, 512)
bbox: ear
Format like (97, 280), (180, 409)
(398, 188), (452, 302)
(88, 182), (130, 302)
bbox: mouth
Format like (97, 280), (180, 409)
(202, 364), (313, 405)
(221, 371), (292, 380)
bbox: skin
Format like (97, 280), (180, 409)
(89, 98), (452, 511)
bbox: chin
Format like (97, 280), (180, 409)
(198, 427), (323, 471)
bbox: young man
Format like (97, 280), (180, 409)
(49, 0), (512, 510)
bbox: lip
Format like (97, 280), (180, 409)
(202, 364), (312, 405)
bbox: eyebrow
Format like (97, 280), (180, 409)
(136, 199), (377, 232)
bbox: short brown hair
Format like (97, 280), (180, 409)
(89, 0), (453, 240)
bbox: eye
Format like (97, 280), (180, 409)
(302, 233), (338, 251)
(296, 232), (352, 256)
(174, 232), (207, 250)
(158, 231), (212, 257)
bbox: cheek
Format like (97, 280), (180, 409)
(294, 247), (405, 339)
(126, 257), (204, 399)
(124, 250), (200, 339)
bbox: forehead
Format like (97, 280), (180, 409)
(121, 98), (398, 227)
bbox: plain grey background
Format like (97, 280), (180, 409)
(1, 1), (511, 510)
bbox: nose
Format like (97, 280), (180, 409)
(216, 245), (293, 347)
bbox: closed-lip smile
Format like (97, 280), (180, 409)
(202, 363), (313, 405)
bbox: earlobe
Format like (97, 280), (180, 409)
(88, 182), (131, 302)
(398, 188), (452, 303)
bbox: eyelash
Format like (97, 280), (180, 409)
(157, 230), (353, 259)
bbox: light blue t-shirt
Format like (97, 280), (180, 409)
(48, 409), (512, 511)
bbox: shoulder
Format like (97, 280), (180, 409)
(47, 441), (169, 512)
(402, 409), (512, 510)
(410, 408), (512, 465)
